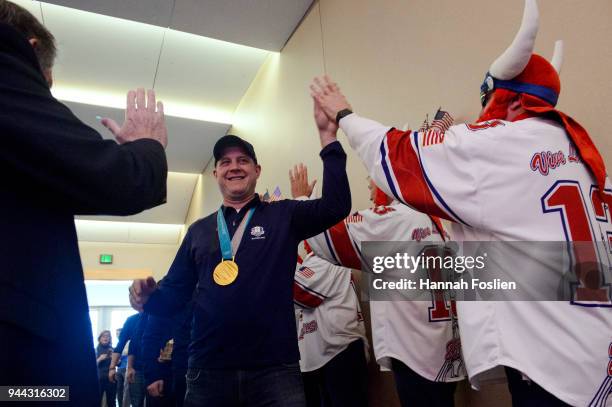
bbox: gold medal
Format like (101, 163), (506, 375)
(213, 260), (239, 285)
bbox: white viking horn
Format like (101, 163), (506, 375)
(551, 40), (564, 73)
(489, 0), (539, 80)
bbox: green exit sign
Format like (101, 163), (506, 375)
(99, 254), (113, 264)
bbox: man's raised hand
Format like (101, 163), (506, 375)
(310, 75), (352, 122)
(313, 97), (338, 148)
(101, 88), (168, 149)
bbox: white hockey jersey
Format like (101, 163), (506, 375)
(306, 201), (466, 382)
(293, 253), (368, 372)
(340, 113), (612, 406)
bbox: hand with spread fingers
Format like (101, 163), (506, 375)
(310, 75), (352, 123)
(129, 276), (157, 311)
(101, 88), (168, 148)
(289, 163), (317, 199)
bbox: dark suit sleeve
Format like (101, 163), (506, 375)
(290, 141), (352, 241)
(144, 229), (198, 317)
(0, 34), (167, 216)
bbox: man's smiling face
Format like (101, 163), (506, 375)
(213, 147), (261, 202)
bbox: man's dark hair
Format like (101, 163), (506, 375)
(0, 0), (56, 71)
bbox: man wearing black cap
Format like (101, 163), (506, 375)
(129, 100), (351, 407)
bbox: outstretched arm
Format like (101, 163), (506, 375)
(310, 75), (481, 226)
(289, 97), (351, 240)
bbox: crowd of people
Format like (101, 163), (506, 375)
(2, 0), (610, 406)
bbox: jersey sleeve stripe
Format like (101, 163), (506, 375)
(293, 281), (326, 309)
(412, 131), (471, 226)
(382, 129), (457, 222)
(345, 224), (370, 270)
(328, 222), (362, 270)
(379, 136), (406, 204)
(322, 230), (341, 265)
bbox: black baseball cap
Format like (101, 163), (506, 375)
(213, 135), (258, 166)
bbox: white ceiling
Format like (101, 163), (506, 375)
(11, 0), (312, 241)
(41, 0), (313, 51)
(34, 1), (272, 124)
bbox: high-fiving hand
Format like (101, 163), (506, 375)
(101, 88), (168, 149)
(310, 75), (352, 122)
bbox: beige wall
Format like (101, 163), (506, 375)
(79, 241), (179, 280)
(184, 168), (223, 227)
(186, 1), (612, 405)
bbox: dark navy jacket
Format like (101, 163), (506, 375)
(145, 141), (351, 369)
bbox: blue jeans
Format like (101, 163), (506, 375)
(129, 370), (146, 407)
(115, 368), (126, 407)
(184, 363), (306, 407)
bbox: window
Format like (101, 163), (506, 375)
(89, 309), (99, 347)
(85, 280), (136, 347)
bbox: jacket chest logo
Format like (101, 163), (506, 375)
(250, 226), (265, 239)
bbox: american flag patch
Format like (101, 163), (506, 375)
(345, 214), (364, 224)
(422, 129), (445, 147)
(298, 266), (315, 278)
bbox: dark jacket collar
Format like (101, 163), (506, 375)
(0, 23), (46, 80)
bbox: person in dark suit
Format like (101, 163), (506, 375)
(0, 1), (168, 405)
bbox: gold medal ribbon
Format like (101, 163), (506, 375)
(214, 206), (255, 285)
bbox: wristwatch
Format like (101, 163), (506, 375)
(335, 108), (353, 124)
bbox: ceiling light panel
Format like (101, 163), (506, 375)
(15, 1), (269, 124)
(75, 219), (183, 244)
(42, 0), (174, 28)
(171, 0), (314, 51)
(153, 29), (269, 120)
(40, 2), (165, 94)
